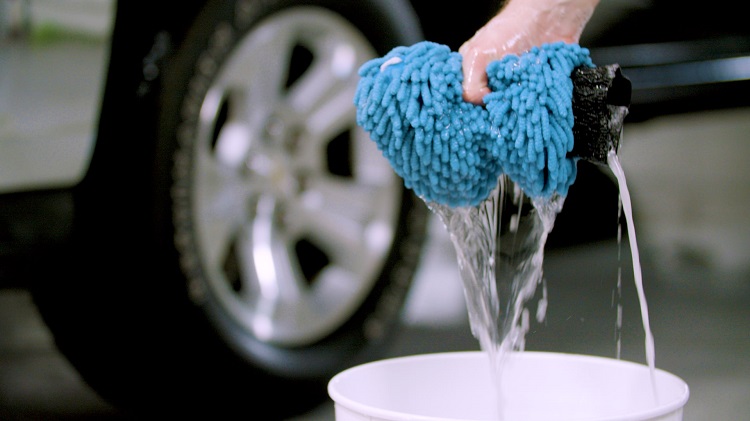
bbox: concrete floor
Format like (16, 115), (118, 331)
(2, 2), (750, 419)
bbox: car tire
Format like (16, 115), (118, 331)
(31, 0), (427, 418)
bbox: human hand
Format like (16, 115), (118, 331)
(459, 0), (600, 104)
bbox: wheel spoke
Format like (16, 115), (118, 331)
(284, 176), (397, 274)
(194, 149), (252, 270)
(286, 38), (358, 110)
(290, 202), (369, 274)
(217, 20), (302, 107)
(300, 81), (359, 163)
(235, 197), (305, 302)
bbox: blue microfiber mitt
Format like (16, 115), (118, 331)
(354, 41), (594, 207)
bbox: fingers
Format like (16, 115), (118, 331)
(458, 0), (600, 105)
(460, 44), (493, 105)
(458, 18), (525, 105)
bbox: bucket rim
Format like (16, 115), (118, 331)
(327, 350), (690, 421)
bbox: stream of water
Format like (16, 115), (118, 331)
(608, 149), (658, 391)
(427, 148), (657, 418)
(428, 175), (563, 418)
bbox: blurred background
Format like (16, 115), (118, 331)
(1, 0), (749, 420)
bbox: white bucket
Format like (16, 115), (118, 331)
(328, 351), (689, 421)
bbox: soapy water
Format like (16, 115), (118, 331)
(426, 147), (657, 417)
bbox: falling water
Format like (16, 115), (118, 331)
(428, 175), (564, 418)
(614, 199), (624, 360)
(607, 149), (657, 391)
(425, 147), (659, 418)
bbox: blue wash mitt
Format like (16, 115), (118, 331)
(354, 41), (594, 207)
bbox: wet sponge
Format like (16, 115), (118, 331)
(354, 41), (594, 207)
